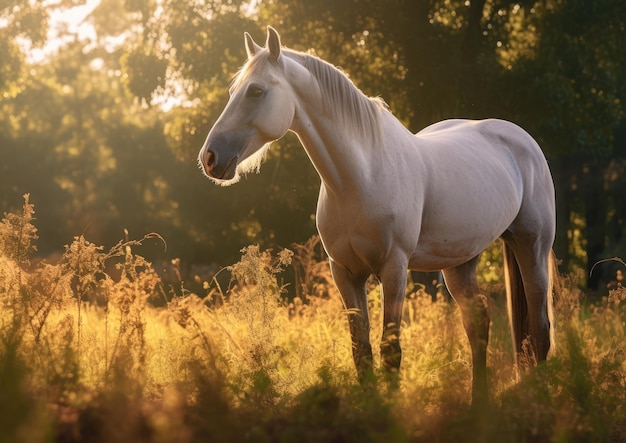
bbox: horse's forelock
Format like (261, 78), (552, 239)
(230, 52), (273, 93)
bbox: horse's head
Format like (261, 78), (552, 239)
(198, 27), (296, 185)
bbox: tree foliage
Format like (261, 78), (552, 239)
(0, 0), (625, 288)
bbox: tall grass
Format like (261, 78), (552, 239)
(1, 195), (625, 442)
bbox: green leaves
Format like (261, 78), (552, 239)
(120, 48), (168, 103)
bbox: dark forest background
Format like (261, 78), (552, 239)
(1, 0), (625, 292)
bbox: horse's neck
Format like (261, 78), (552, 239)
(292, 112), (373, 194)
(292, 106), (413, 195)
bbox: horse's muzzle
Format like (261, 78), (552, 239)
(200, 146), (239, 180)
(199, 129), (253, 181)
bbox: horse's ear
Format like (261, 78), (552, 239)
(244, 32), (262, 60)
(266, 26), (281, 62)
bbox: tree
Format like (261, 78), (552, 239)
(1, 0), (624, 290)
(0, 0), (48, 91)
(1, 1), (187, 261)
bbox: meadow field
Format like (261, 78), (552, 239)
(1, 196), (625, 442)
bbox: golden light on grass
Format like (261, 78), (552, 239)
(1, 195), (625, 442)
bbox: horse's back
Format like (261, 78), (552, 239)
(417, 119), (544, 160)
(415, 118), (478, 137)
(415, 118), (552, 192)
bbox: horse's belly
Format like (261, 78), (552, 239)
(409, 187), (521, 271)
(408, 238), (491, 271)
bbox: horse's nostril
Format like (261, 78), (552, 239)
(204, 150), (216, 170)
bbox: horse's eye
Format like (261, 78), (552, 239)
(246, 85), (265, 99)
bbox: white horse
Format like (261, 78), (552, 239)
(198, 27), (556, 403)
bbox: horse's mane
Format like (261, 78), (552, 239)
(232, 48), (387, 146)
(299, 52), (387, 144)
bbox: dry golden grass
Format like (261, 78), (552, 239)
(1, 195), (625, 442)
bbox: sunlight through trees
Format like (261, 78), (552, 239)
(1, 0), (625, 286)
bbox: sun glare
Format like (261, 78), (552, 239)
(27, 0), (101, 63)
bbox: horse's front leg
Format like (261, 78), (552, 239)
(330, 259), (373, 380)
(380, 261), (408, 373)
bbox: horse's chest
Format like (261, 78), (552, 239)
(315, 194), (408, 272)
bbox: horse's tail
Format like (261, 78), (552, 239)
(503, 242), (527, 361)
(547, 250), (558, 357)
(503, 243), (558, 367)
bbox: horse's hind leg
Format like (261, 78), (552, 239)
(503, 152), (556, 365)
(502, 227), (553, 365)
(442, 256), (490, 404)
